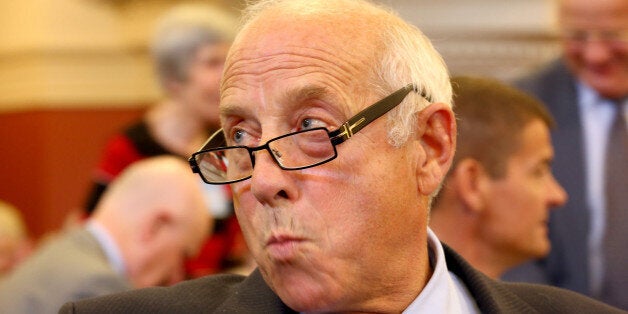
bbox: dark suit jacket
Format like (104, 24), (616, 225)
(59, 244), (621, 313)
(503, 59), (591, 295)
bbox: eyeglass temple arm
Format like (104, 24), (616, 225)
(191, 83), (429, 159)
(330, 84), (427, 144)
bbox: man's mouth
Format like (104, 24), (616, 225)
(265, 234), (305, 262)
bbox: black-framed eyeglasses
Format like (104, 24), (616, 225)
(189, 83), (429, 184)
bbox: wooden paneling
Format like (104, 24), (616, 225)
(0, 106), (146, 239)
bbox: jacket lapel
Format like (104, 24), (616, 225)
(442, 244), (536, 313)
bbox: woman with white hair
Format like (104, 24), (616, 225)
(84, 3), (249, 278)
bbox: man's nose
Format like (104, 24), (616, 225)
(547, 175), (568, 209)
(581, 40), (614, 64)
(249, 148), (293, 205)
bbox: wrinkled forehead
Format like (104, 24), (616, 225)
(219, 8), (385, 109)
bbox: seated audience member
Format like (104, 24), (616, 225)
(0, 156), (211, 314)
(0, 200), (32, 277)
(59, 1), (622, 313)
(430, 76), (568, 279)
(83, 3), (248, 277)
(503, 0), (627, 309)
(85, 3), (236, 211)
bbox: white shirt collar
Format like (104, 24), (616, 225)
(403, 228), (480, 314)
(86, 220), (126, 276)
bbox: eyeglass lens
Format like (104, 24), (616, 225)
(195, 128), (336, 183)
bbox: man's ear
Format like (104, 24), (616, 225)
(415, 103), (456, 196)
(451, 159), (488, 213)
(142, 210), (174, 243)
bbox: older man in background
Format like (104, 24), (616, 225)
(504, 0), (628, 309)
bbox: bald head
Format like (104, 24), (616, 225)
(223, 0), (451, 146)
(94, 156), (207, 227)
(92, 156), (211, 287)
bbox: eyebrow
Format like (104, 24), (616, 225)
(220, 84), (335, 118)
(281, 85), (330, 105)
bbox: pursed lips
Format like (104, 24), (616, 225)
(265, 233), (306, 262)
(266, 233), (305, 246)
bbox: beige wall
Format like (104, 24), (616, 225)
(0, 0), (240, 239)
(0, 0), (240, 112)
(388, 0), (560, 81)
(0, 0), (558, 110)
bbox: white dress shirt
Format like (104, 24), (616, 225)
(403, 228), (480, 313)
(86, 220), (126, 277)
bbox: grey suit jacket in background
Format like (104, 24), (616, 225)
(0, 228), (131, 314)
(58, 244), (622, 314)
(503, 59), (591, 296)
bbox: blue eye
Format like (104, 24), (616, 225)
(233, 130), (245, 144)
(301, 118), (313, 129)
(300, 118), (327, 130)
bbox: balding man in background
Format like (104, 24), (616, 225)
(0, 156), (211, 314)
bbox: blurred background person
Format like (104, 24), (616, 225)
(85, 2), (235, 213)
(0, 156), (211, 314)
(83, 3), (250, 277)
(0, 200), (33, 278)
(503, 0), (628, 309)
(430, 76), (567, 279)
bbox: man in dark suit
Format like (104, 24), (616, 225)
(430, 76), (568, 279)
(60, 0), (622, 312)
(503, 0), (628, 309)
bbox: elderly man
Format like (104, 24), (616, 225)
(0, 157), (210, 314)
(430, 76), (568, 279)
(60, 0), (620, 313)
(503, 0), (628, 309)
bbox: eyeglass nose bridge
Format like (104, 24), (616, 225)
(246, 141), (286, 172)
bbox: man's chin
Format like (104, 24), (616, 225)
(530, 240), (551, 259)
(265, 269), (336, 312)
(583, 74), (627, 99)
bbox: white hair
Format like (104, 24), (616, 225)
(151, 3), (237, 86)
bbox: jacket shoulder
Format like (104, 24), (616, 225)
(443, 244), (623, 313)
(59, 274), (246, 314)
(498, 281), (625, 313)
